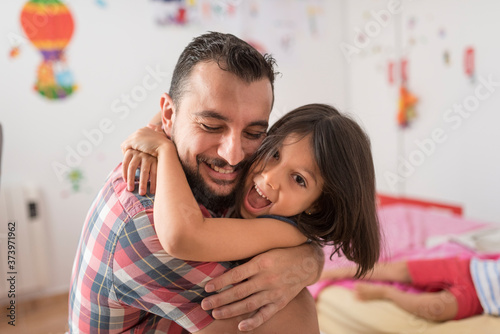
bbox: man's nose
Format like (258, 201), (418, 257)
(217, 132), (245, 167)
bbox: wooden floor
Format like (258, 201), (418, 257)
(0, 292), (69, 334)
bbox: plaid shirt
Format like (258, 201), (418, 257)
(69, 164), (232, 333)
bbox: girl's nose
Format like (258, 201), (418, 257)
(262, 164), (280, 190)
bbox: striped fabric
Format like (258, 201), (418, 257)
(470, 258), (500, 316)
(69, 164), (232, 333)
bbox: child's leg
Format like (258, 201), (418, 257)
(195, 288), (320, 334)
(355, 283), (459, 322)
(320, 261), (412, 283)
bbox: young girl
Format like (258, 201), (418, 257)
(121, 104), (380, 333)
(122, 103), (380, 276)
(319, 256), (500, 321)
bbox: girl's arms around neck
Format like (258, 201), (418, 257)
(121, 127), (307, 262)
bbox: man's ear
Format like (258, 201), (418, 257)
(160, 93), (175, 138)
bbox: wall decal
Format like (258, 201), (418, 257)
(20, 0), (76, 100)
(464, 46), (475, 82)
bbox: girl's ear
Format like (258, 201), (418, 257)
(305, 203), (321, 215)
(160, 93), (175, 138)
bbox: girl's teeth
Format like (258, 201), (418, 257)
(254, 185), (270, 200)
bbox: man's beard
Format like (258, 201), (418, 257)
(181, 158), (246, 214)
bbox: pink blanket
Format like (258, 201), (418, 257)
(309, 204), (494, 298)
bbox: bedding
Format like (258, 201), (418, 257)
(313, 200), (500, 334)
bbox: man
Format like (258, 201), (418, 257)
(69, 32), (322, 333)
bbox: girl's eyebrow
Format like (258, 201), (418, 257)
(302, 168), (318, 185)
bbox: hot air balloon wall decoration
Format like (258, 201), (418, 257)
(20, 0), (76, 100)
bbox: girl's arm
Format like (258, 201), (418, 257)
(148, 111), (162, 129)
(121, 128), (308, 262)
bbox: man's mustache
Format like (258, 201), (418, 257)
(197, 156), (249, 171)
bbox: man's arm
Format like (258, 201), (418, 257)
(201, 243), (324, 331)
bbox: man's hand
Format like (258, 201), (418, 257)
(201, 244), (324, 331)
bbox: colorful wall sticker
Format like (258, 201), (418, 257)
(60, 168), (85, 198)
(464, 46), (475, 82)
(152, 0), (193, 26)
(389, 58), (418, 128)
(397, 85), (418, 128)
(20, 0), (76, 100)
(95, 0), (107, 7)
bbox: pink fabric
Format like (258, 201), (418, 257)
(309, 204), (493, 298)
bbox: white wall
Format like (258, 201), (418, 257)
(3, 0), (498, 302)
(0, 0), (346, 299)
(342, 0), (500, 222)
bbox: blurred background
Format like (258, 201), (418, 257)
(0, 0), (499, 319)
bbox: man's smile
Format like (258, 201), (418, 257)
(200, 160), (240, 182)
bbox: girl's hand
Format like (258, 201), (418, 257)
(120, 126), (172, 195)
(121, 126), (172, 157)
(122, 149), (157, 195)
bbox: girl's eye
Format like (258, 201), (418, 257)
(272, 150), (280, 159)
(293, 174), (306, 187)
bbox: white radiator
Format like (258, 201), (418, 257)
(0, 185), (50, 304)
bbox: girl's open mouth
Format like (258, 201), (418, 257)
(244, 183), (272, 213)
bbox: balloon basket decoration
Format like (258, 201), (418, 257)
(20, 0), (76, 100)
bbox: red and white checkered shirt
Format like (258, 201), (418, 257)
(69, 164), (232, 333)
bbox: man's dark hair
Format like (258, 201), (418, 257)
(169, 31), (277, 108)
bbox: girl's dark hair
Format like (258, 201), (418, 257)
(249, 104), (380, 277)
(169, 31), (277, 108)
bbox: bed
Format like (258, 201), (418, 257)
(312, 194), (500, 334)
